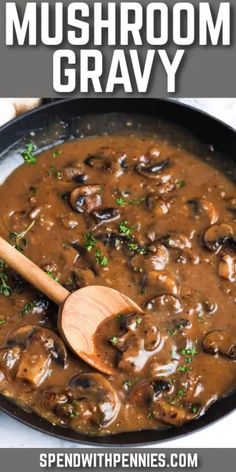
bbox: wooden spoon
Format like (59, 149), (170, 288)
(0, 237), (143, 375)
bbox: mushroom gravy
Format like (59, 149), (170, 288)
(0, 133), (236, 436)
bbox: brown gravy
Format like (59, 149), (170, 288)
(0, 133), (235, 436)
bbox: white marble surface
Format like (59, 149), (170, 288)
(0, 98), (236, 448)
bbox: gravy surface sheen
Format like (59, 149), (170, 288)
(0, 132), (236, 436)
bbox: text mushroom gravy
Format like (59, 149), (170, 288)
(0, 133), (236, 436)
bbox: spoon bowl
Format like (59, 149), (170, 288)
(58, 285), (143, 375)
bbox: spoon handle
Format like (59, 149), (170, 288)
(0, 236), (69, 305)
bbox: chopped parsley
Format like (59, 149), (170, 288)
(115, 196), (145, 206)
(115, 313), (124, 321)
(20, 302), (35, 317)
(0, 319), (7, 326)
(123, 380), (132, 391)
(178, 365), (190, 373)
(21, 143), (37, 165)
(191, 405), (200, 414)
(175, 180), (186, 188)
(45, 271), (59, 282)
(127, 242), (146, 255)
(48, 166), (62, 179)
(0, 260), (6, 270)
(116, 197), (126, 206)
(84, 232), (96, 251)
(119, 221), (136, 239)
(177, 388), (186, 398)
(52, 150), (62, 158)
(70, 410), (79, 419)
(95, 249), (108, 267)
(0, 273), (11, 297)
(110, 336), (118, 346)
(136, 315), (142, 325)
(83, 232), (109, 267)
(129, 196), (146, 205)
(180, 346), (198, 357)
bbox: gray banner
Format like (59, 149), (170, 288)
(0, 448), (235, 472)
(0, 0), (235, 97)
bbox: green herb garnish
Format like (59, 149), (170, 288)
(180, 346), (198, 357)
(116, 197), (126, 206)
(110, 336), (118, 346)
(119, 221), (136, 239)
(129, 196), (146, 205)
(0, 273), (11, 297)
(116, 313), (124, 321)
(177, 388), (186, 398)
(191, 405), (200, 414)
(95, 249), (108, 267)
(69, 410), (79, 419)
(0, 319), (7, 326)
(123, 380), (132, 390)
(175, 180), (186, 188)
(84, 232), (96, 252)
(10, 220), (35, 252)
(22, 143), (37, 165)
(168, 321), (187, 337)
(52, 150), (62, 158)
(0, 260), (6, 270)
(168, 327), (176, 336)
(127, 242), (146, 255)
(48, 166), (62, 179)
(136, 315), (142, 325)
(178, 365), (190, 373)
(45, 271), (59, 282)
(20, 302), (35, 317)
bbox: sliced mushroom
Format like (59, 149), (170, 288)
(146, 194), (172, 216)
(157, 181), (175, 194)
(136, 158), (170, 179)
(143, 315), (163, 351)
(68, 373), (119, 427)
(226, 198), (236, 215)
(69, 185), (102, 214)
(92, 208), (120, 224)
(202, 330), (236, 359)
(146, 243), (169, 270)
(84, 154), (112, 171)
(84, 147), (125, 176)
(148, 271), (179, 295)
(130, 244), (169, 274)
(202, 223), (234, 252)
(73, 267), (96, 288)
(187, 198), (218, 224)
(129, 378), (172, 405)
(61, 166), (87, 183)
(218, 254), (236, 282)
(174, 248), (200, 265)
(7, 326), (67, 385)
(161, 233), (191, 250)
(96, 232), (127, 248)
(60, 216), (79, 230)
(0, 346), (21, 375)
(145, 294), (182, 315)
(152, 399), (198, 426)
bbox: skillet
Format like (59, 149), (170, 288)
(0, 98), (236, 446)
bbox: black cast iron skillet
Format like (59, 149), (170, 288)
(0, 98), (236, 446)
